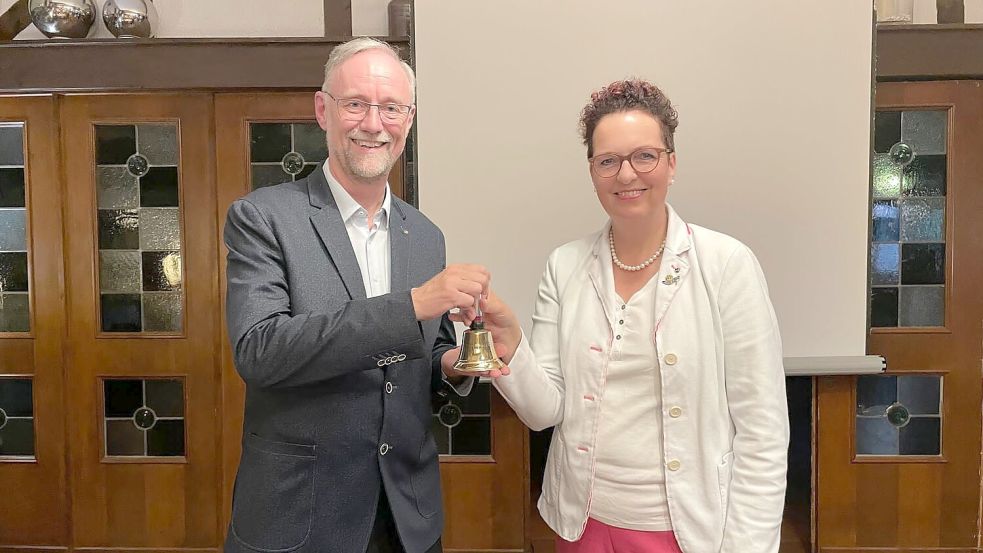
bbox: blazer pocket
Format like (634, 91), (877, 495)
(410, 434), (442, 518)
(231, 433), (316, 552)
(716, 451), (735, 521)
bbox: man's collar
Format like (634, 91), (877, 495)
(323, 163), (391, 226)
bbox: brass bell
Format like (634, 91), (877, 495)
(452, 306), (505, 374)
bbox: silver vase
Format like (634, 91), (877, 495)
(29, 0), (97, 39)
(102, 0), (159, 39)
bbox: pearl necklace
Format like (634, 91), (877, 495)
(609, 227), (666, 272)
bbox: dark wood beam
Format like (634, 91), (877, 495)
(0, 37), (408, 93)
(324, 0), (352, 38)
(0, 0), (31, 41)
(876, 24), (983, 81)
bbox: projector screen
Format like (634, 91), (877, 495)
(414, 1), (874, 365)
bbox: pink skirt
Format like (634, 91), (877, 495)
(555, 518), (684, 553)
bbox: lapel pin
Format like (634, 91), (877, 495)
(671, 264), (680, 274)
(662, 274), (679, 286)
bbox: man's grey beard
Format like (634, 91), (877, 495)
(344, 148), (396, 179)
(328, 134), (398, 180)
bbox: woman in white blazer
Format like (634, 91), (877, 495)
(477, 80), (789, 552)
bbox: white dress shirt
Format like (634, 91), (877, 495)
(324, 164), (391, 298)
(323, 165), (472, 395)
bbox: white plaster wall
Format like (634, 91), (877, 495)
(352, 0), (391, 36)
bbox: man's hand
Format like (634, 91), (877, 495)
(411, 264), (490, 321)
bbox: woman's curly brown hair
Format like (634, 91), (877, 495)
(579, 79), (678, 158)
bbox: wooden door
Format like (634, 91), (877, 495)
(60, 94), (222, 549)
(214, 92), (527, 552)
(817, 81), (983, 552)
(0, 96), (69, 548)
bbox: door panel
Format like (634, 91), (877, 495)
(0, 96), (69, 546)
(61, 94), (221, 548)
(817, 81), (983, 552)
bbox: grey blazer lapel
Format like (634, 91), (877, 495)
(307, 163), (367, 300)
(389, 200), (410, 292)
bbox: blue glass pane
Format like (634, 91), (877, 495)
(856, 417), (899, 455)
(872, 201), (900, 242)
(871, 243), (900, 286)
(857, 375), (897, 416)
(898, 375), (941, 415)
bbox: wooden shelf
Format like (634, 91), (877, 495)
(0, 37), (409, 93)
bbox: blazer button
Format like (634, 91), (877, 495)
(667, 459), (681, 471)
(664, 353), (678, 365)
(379, 443), (390, 456)
(385, 382), (394, 394)
(669, 406), (682, 418)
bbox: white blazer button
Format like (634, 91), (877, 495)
(664, 353), (678, 365)
(669, 406), (682, 418)
(667, 459), (681, 471)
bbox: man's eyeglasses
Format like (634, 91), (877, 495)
(326, 93), (413, 123)
(589, 147), (673, 178)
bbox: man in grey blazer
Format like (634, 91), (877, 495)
(223, 38), (502, 553)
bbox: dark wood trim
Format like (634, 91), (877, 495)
(876, 24), (983, 81)
(323, 0), (353, 38)
(0, 37), (408, 93)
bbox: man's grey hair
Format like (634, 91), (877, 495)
(321, 37), (416, 103)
